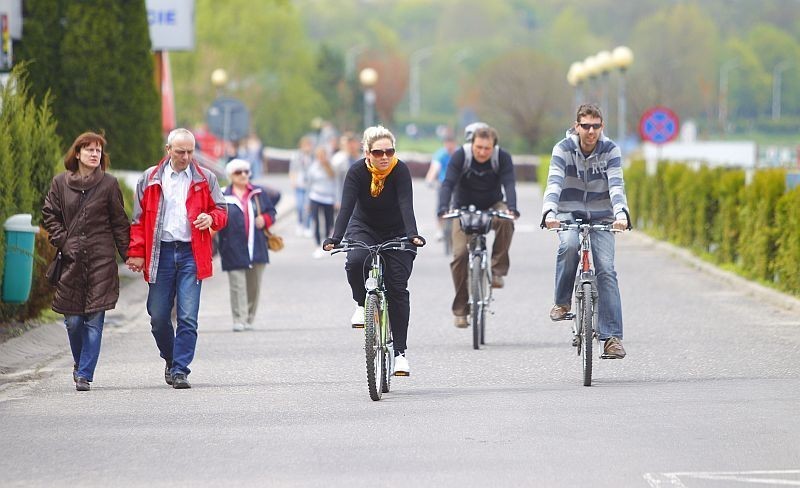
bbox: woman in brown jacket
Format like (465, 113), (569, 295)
(42, 132), (130, 391)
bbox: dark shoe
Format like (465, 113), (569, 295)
(164, 361), (173, 386)
(454, 315), (468, 328)
(602, 337), (626, 359)
(73, 363), (78, 383)
(172, 373), (191, 389)
(75, 377), (91, 391)
(549, 304), (571, 321)
(491, 275), (504, 289)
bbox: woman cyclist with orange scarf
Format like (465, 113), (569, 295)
(323, 125), (425, 376)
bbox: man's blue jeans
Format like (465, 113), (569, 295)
(554, 228), (623, 340)
(147, 241), (202, 376)
(64, 311), (105, 382)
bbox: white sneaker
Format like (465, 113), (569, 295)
(232, 323), (245, 332)
(350, 306), (365, 328)
(244, 322), (253, 331)
(312, 248), (326, 259)
(393, 353), (410, 376)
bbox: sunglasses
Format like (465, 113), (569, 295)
(369, 148), (396, 158)
(578, 123), (602, 130)
(232, 169), (250, 176)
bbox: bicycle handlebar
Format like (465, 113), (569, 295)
(549, 222), (622, 233)
(330, 237), (419, 255)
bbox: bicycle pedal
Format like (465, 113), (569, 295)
(394, 371), (410, 377)
(351, 323), (365, 329)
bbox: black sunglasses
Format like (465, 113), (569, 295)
(578, 123), (602, 130)
(369, 148), (396, 158)
(232, 169), (250, 176)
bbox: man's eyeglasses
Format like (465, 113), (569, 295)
(232, 169), (250, 176)
(578, 123), (602, 131)
(369, 148), (396, 158)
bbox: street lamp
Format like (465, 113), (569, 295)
(719, 60), (739, 132)
(410, 47), (434, 118)
(594, 50), (613, 112)
(211, 68), (228, 95)
(359, 67), (378, 129)
(611, 46), (634, 144)
(567, 61), (586, 107)
(772, 61), (792, 121)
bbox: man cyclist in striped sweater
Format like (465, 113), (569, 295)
(541, 104), (631, 359)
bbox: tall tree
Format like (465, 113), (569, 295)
(17, 0), (161, 170)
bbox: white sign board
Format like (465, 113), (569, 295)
(146, 0), (195, 51)
(0, 0), (21, 39)
(643, 141), (758, 168)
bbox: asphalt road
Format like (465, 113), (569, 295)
(1, 173), (798, 488)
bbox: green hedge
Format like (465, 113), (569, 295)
(0, 66), (62, 323)
(626, 158), (799, 297)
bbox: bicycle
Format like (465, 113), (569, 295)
(331, 237), (418, 401)
(550, 220), (620, 386)
(443, 206), (514, 350)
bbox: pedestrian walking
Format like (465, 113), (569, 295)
(217, 158), (277, 332)
(308, 146), (336, 258)
(41, 131), (130, 391)
(126, 128), (228, 389)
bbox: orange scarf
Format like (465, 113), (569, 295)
(366, 157), (398, 197)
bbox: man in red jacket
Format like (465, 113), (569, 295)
(126, 128), (228, 389)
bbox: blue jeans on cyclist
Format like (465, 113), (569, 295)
(554, 223), (623, 340)
(343, 221), (416, 355)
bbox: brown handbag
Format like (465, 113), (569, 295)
(254, 192), (283, 252)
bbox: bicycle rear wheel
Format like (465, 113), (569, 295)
(364, 294), (383, 401)
(580, 282), (593, 386)
(470, 254), (483, 350)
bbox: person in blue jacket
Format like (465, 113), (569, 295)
(217, 159), (277, 332)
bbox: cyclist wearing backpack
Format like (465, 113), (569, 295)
(437, 124), (519, 328)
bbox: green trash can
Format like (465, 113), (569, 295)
(2, 214), (40, 304)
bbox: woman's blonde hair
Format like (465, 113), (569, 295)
(361, 125), (395, 153)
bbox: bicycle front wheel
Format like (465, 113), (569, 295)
(470, 254), (483, 350)
(580, 282), (594, 386)
(381, 308), (392, 393)
(364, 294), (383, 401)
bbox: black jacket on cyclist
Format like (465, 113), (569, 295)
(437, 146), (519, 216)
(329, 158), (419, 244)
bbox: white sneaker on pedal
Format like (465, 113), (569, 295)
(350, 306), (365, 328)
(393, 353), (409, 376)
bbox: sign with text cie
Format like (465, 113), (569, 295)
(146, 0), (195, 51)
(639, 106), (680, 144)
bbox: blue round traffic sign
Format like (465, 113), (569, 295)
(639, 106), (679, 144)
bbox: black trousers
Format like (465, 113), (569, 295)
(344, 222), (416, 353)
(309, 199), (334, 245)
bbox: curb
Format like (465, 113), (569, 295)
(630, 231), (800, 313)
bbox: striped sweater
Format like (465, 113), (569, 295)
(541, 129), (629, 224)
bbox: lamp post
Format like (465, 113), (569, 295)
(718, 60), (739, 132)
(611, 46), (634, 144)
(582, 55), (601, 104)
(772, 61), (792, 121)
(410, 47), (434, 118)
(359, 67), (378, 129)
(210, 68), (230, 146)
(567, 61), (585, 107)
(594, 50), (613, 113)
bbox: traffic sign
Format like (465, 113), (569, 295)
(639, 106), (679, 144)
(206, 97), (249, 143)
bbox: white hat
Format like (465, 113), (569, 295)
(225, 158), (251, 176)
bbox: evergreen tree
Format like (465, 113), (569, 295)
(17, 0), (161, 170)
